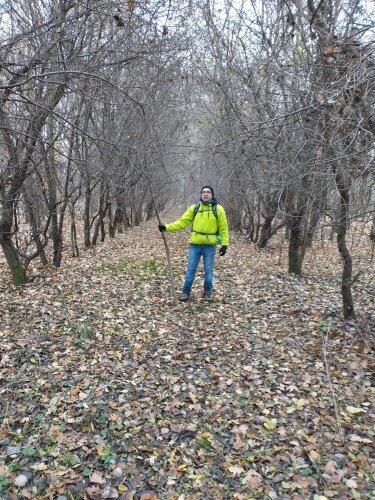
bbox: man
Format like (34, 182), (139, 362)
(158, 185), (229, 302)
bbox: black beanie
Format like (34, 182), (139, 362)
(201, 185), (214, 196)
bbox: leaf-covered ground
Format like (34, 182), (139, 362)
(1, 220), (374, 499)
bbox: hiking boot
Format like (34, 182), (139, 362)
(179, 293), (190, 302)
(204, 294), (213, 302)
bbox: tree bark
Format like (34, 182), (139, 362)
(83, 177), (91, 248)
(1, 234), (26, 284)
(336, 175), (354, 318)
(108, 202), (115, 238)
(53, 199), (68, 267)
(258, 214), (275, 249)
(70, 203), (80, 257)
(370, 212), (375, 242)
(92, 182), (109, 246)
(21, 186), (48, 266)
(288, 212), (305, 275)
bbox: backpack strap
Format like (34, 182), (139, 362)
(192, 201), (218, 220)
(193, 202), (200, 219)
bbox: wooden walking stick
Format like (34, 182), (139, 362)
(149, 187), (177, 305)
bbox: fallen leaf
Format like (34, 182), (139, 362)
(228, 465), (245, 476)
(244, 469), (262, 490)
(346, 406), (365, 414)
(309, 450), (320, 461)
(90, 470), (106, 484)
(264, 418), (277, 430)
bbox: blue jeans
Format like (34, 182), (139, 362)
(182, 244), (216, 296)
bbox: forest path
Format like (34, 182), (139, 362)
(1, 219), (374, 498)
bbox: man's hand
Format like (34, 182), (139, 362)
(158, 224), (166, 232)
(218, 246), (227, 256)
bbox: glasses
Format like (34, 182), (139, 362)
(201, 190), (212, 194)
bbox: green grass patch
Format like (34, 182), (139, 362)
(99, 259), (128, 275)
(68, 322), (95, 347)
(10, 264), (26, 285)
(138, 258), (158, 273)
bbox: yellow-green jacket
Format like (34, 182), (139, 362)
(166, 201), (229, 246)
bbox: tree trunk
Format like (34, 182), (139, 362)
(336, 178), (354, 319)
(83, 178), (91, 248)
(53, 199), (68, 267)
(108, 202), (115, 238)
(54, 124), (76, 266)
(0, 232), (26, 284)
(305, 207), (321, 248)
(307, 0), (357, 318)
(258, 214), (275, 249)
(43, 118), (60, 266)
(100, 194), (110, 243)
(48, 186), (58, 264)
(370, 212), (375, 242)
(22, 186), (48, 266)
(288, 212), (305, 275)
(92, 182), (108, 246)
(70, 205), (79, 257)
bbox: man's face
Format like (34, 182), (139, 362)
(201, 189), (213, 202)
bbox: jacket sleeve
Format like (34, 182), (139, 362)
(217, 205), (229, 246)
(165, 205), (195, 232)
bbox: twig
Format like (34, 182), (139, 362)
(350, 271), (364, 285)
(2, 379), (32, 388)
